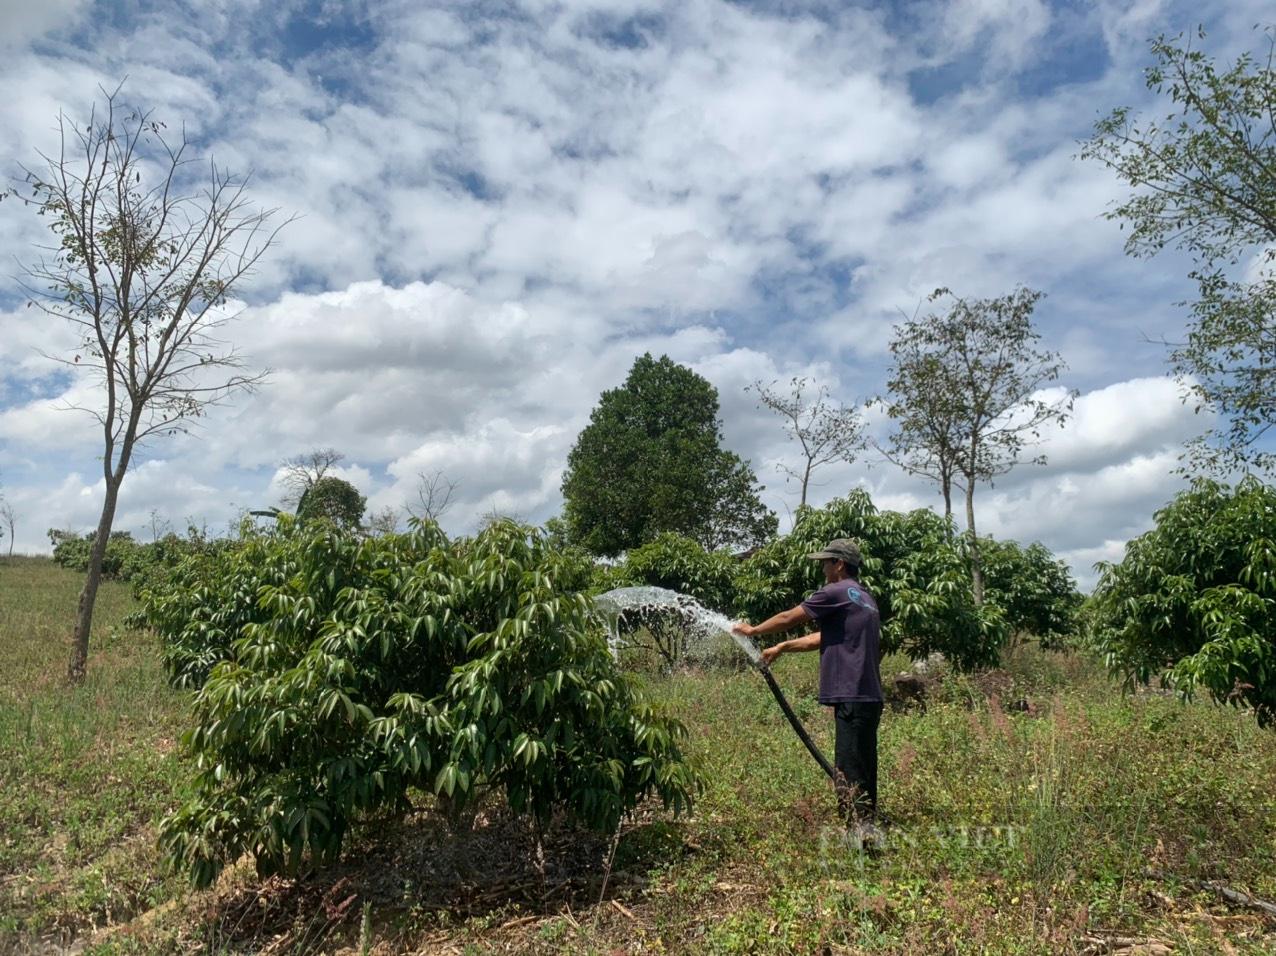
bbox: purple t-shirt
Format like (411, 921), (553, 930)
(801, 577), (884, 704)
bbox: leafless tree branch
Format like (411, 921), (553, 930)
(9, 85), (290, 681)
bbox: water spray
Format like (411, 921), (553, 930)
(595, 587), (835, 781)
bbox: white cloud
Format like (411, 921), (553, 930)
(0, 0), (1259, 580)
(1058, 538), (1133, 585)
(0, 0), (91, 48)
(0, 383), (101, 451)
(1028, 376), (1204, 472)
(935, 0), (1053, 70)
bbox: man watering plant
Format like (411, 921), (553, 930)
(733, 539), (884, 840)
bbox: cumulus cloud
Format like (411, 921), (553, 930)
(0, 0), (1256, 584)
(0, 268), (1213, 591)
(1026, 377), (1203, 473)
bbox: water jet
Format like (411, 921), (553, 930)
(594, 587), (835, 780)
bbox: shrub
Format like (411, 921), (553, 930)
(49, 525), (225, 598)
(978, 538), (1082, 649)
(135, 527), (269, 687)
(1089, 478), (1276, 727)
(49, 529), (140, 578)
(155, 517), (699, 887)
(870, 508), (1008, 671)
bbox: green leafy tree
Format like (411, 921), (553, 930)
(297, 475), (366, 530)
(875, 351), (964, 524)
(4, 87), (286, 682)
(882, 288), (1074, 604)
(541, 516), (573, 551)
(50, 529), (140, 579)
(978, 538), (1082, 649)
(1081, 28), (1276, 474)
(149, 517), (699, 887)
(562, 353), (776, 555)
(1088, 478), (1276, 727)
(747, 376), (867, 509)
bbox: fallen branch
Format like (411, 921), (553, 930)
(1199, 880), (1276, 919)
(1146, 867), (1276, 921)
(1078, 935), (1171, 955)
(496, 915), (540, 932)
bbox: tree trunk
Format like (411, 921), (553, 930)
(531, 816), (547, 896)
(964, 480), (984, 606)
(67, 476), (124, 683)
(941, 476), (953, 526)
(68, 410), (140, 684)
(800, 460), (812, 510)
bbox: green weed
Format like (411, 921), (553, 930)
(2, 557), (1275, 953)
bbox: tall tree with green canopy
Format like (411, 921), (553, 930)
(562, 353), (777, 555)
(1081, 27), (1276, 474)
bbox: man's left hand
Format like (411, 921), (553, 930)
(731, 620), (755, 637)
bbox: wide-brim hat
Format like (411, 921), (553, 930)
(805, 538), (863, 566)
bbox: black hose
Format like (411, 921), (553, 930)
(756, 662), (836, 780)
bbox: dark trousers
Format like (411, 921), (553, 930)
(833, 700), (883, 822)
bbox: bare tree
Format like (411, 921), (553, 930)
(407, 469), (458, 523)
(148, 508), (173, 542)
(279, 447), (346, 508)
(10, 87), (288, 682)
(0, 500), (13, 558)
(477, 506), (526, 531)
(883, 288), (1074, 604)
(365, 505), (401, 536)
(747, 376), (867, 510)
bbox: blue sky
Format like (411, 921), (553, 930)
(0, 0), (1270, 585)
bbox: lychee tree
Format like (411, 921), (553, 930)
(153, 518), (699, 887)
(1089, 478), (1276, 727)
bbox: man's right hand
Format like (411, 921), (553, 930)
(760, 643), (783, 667)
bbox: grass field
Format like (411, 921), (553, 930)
(2, 556), (1275, 954)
